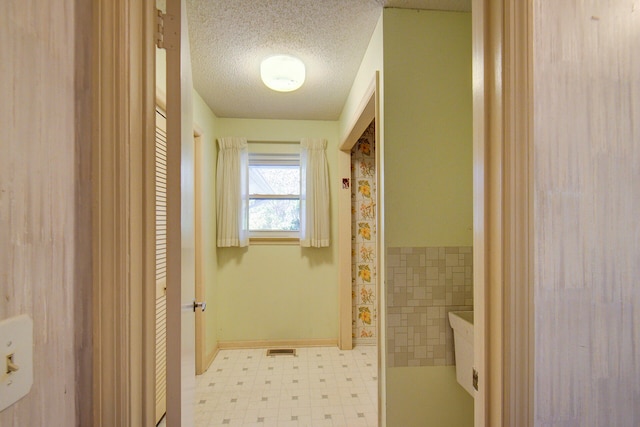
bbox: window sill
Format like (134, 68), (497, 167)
(249, 237), (300, 246)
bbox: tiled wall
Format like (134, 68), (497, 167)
(386, 247), (473, 367)
(351, 121), (377, 344)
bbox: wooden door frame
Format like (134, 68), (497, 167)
(472, 0), (534, 425)
(338, 74), (378, 353)
(92, 0), (156, 425)
(91, 0), (534, 426)
(193, 128), (212, 376)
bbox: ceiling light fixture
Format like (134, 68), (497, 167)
(260, 55), (306, 92)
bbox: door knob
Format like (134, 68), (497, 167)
(193, 301), (206, 312)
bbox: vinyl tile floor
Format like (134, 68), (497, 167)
(159, 346), (378, 427)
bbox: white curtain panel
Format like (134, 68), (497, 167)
(300, 138), (330, 247)
(216, 137), (249, 247)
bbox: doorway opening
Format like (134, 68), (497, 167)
(92, 0), (537, 424)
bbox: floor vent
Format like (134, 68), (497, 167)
(266, 348), (296, 357)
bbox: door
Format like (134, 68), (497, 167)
(164, 0), (196, 425)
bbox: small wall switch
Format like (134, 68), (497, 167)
(0, 314), (33, 412)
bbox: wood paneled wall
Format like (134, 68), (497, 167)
(534, 1), (640, 425)
(0, 0), (92, 425)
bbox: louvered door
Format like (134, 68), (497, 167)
(155, 107), (168, 424)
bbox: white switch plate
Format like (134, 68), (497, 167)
(0, 314), (33, 412)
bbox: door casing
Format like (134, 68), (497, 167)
(471, 0), (534, 425)
(92, 0), (156, 425)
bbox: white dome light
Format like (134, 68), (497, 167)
(260, 55), (306, 92)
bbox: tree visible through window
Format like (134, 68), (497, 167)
(248, 153), (300, 237)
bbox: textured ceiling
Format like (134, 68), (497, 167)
(186, 0), (471, 121)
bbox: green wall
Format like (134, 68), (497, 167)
(166, 43), (342, 346)
(382, 9), (473, 426)
(387, 366), (474, 427)
(384, 9), (472, 248)
(215, 119), (340, 342)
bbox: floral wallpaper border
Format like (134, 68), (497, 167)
(351, 121), (377, 344)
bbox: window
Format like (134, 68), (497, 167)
(248, 153), (300, 239)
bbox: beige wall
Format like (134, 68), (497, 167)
(0, 0), (92, 425)
(533, 2), (640, 425)
(384, 9), (473, 248)
(382, 9), (473, 426)
(215, 119), (341, 342)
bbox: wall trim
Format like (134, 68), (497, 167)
(373, 71), (386, 427)
(92, 0), (155, 425)
(218, 339), (338, 350)
(337, 147), (354, 351)
(339, 75), (376, 150)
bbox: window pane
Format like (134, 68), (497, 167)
(249, 165), (300, 195)
(249, 199), (300, 231)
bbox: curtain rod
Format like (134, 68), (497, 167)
(248, 140), (300, 144)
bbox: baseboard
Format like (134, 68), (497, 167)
(353, 339), (377, 347)
(217, 338), (338, 350)
(204, 345), (218, 371)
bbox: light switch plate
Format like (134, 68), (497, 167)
(0, 314), (33, 412)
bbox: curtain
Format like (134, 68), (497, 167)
(216, 137), (249, 247)
(300, 138), (330, 247)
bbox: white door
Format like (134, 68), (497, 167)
(165, 0), (196, 425)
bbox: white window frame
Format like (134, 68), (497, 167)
(248, 152), (301, 241)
